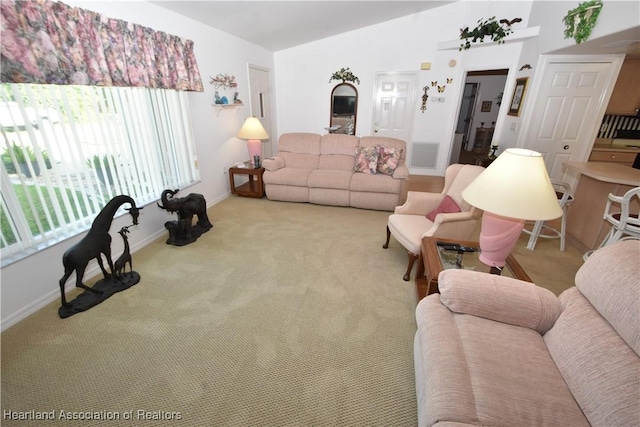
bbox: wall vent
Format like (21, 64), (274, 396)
(410, 142), (439, 168)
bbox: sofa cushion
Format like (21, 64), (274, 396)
(353, 146), (379, 174)
(574, 239), (640, 355)
(319, 134), (359, 172)
(262, 168), (312, 187)
(280, 152), (319, 170)
(308, 169), (352, 190)
(426, 195), (461, 222)
(278, 132), (321, 155)
(320, 134), (359, 156)
(350, 172), (404, 194)
(438, 270), (562, 335)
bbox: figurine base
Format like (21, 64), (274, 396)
(164, 221), (213, 246)
(58, 272), (140, 319)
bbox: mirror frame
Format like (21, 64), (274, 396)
(329, 83), (358, 135)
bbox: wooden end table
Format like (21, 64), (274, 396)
(229, 162), (265, 198)
(415, 237), (532, 301)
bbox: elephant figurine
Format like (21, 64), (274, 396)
(157, 189), (213, 246)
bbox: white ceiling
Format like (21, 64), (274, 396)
(151, 1), (640, 55)
(150, 1), (456, 51)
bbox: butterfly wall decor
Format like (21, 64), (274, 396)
(431, 81), (438, 87)
(447, 78), (453, 83)
(437, 86), (446, 93)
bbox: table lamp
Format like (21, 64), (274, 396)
(461, 148), (562, 269)
(237, 117), (269, 166)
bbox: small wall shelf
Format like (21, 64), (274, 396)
(437, 26), (540, 51)
(213, 103), (244, 116)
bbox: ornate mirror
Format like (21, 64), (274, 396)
(329, 83), (358, 135)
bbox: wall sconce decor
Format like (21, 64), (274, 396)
(421, 86), (429, 113)
(507, 77), (528, 117)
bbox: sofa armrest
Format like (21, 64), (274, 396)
(262, 156), (285, 172)
(438, 269), (563, 334)
(392, 164), (409, 180)
(394, 191), (443, 215)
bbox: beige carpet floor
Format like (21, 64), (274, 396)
(1, 196), (585, 426)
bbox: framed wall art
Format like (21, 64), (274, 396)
(508, 77), (528, 116)
(481, 101), (492, 112)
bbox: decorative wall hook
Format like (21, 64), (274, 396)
(519, 64), (532, 70)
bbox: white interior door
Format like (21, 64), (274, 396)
(523, 60), (617, 183)
(371, 72), (417, 141)
(248, 65), (274, 158)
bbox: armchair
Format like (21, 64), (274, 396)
(383, 164), (485, 280)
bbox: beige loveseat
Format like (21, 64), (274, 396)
(262, 133), (409, 211)
(414, 239), (639, 426)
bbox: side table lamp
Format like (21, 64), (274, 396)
(237, 117), (269, 167)
(461, 148), (562, 269)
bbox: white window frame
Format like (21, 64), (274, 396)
(0, 83), (199, 266)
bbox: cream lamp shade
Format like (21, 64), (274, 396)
(237, 117), (269, 166)
(237, 117), (269, 141)
(462, 148), (562, 221)
(462, 148), (562, 268)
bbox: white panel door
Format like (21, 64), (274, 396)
(524, 61), (612, 181)
(248, 65), (274, 158)
(372, 72), (417, 141)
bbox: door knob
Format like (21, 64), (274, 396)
(374, 122), (379, 133)
(563, 145), (569, 150)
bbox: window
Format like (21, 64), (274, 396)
(0, 83), (199, 266)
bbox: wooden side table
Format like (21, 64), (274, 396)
(229, 163), (265, 198)
(416, 237), (532, 301)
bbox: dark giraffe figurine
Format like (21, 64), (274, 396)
(58, 195), (143, 307)
(113, 226), (132, 279)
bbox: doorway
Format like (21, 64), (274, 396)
(450, 69), (508, 165)
(248, 65), (274, 158)
(371, 71), (418, 141)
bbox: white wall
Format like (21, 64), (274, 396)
(274, 2), (534, 175)
(1, 0), (275, 329)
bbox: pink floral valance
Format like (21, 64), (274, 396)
(1, 0), (204, 91)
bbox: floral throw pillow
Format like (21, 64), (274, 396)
(377, 146), (403, 175)
(353, 146), (379, 174)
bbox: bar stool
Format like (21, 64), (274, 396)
(583, 186), (640, 261)
(522, 180), (573, 251)
(598, 187), (640, 246)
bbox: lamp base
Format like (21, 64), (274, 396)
(247, 139), (262, 166)
(479, 212), (524, 268)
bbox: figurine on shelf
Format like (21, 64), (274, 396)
(221, 96), (229, 105)
(233, 92), (243, 104)
(214, 91), (222, 104)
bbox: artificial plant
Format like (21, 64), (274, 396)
(329, 68), (360, 85)
(563, 0), (603, 44)
(459, 17), (522, 50)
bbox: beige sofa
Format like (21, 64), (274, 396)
(414, 239), (639, 426)
(262, 133), (409, 211)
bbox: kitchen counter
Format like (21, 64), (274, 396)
(563, 161), (639, 252)
(592, 143), (640, 153)
(564, 161), (640, 186)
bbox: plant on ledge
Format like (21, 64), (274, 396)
(329, 67), (360, 85)
(459, 17), (522, 50)
(563, 0), (603, 44)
